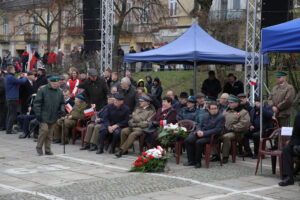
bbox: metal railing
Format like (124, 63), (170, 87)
(0, 34), (10, 43)
(208, 10), (247, 22)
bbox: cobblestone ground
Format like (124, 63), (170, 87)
(0, 132), (299, 200)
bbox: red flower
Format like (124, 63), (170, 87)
(143, 158), (148, 163)
(149, 155), (154, 160)
(134, 162), (138, 167)
(138, 162), (143, 167)
(138, 156), (142, 161)
(162, 150), (166, 154)
(142, 152), (147, 157)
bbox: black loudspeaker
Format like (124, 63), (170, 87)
(83, 0), (101, 51)
(261, 0), (293, 28)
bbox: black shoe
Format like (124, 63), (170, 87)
(96, 149), (104, 154)
(123, 151), (128, 155)
(195, 162), (202, 168)
(109, 147), (115, 154)
(45, 151), (54, 155)
(0, 127), (5, 131)
(115, 151), (123, 158)
(6, 130), (17, 134)
(239, 151), (253, 158)
(279, 177), (294, 186)
(88, 144), (97, 151)
(53, 139), (61, 144)
(80, 143), (90, 150)
(34, 139), (38, 142)
(19, 133), (29, 139)
(36, 147), (43, 156)
(222, 157), (229, 164)
(210, 155), (220, 162)
(183, 162), (196, 166)
(60, 141), (69, 145)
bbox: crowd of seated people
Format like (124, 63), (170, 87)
(1, 66), (299, 187)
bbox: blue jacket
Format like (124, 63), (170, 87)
(250, 105), (273, 132)
(4, 73), (27, 100)
(195, 109), (208, 125)
(178, 107), (199, 121)
(103, 103), (130, 128)
(96, 104), (109, 125)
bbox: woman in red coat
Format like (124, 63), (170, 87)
(67, 70), (82, 97)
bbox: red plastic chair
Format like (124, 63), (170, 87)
(72, 117), (90, 145)
(255, 128), (290, 180)
(205, 133), (223, 168)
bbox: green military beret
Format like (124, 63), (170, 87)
(49, 76), (60, 82)
(276, 72), (287, 77)
(187, 96), (197, 103)
(205, 96), (217, 102)
(228, 95), (241, 103)
(75, 94), (85, 101)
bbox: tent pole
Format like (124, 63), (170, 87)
(193, 61), (197, 94)
(260, 53), (264, 174)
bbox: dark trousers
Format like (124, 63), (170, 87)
(282, 144), (295, 179)
(0, 103), (6, 129)
(184, 134), (210, 163)
(6, 99), (18, 133)
(21, 100), (29, 114)
(17, 114), (36, 134)
(243, 131), (260, 155)
(98, 127), (121, 151)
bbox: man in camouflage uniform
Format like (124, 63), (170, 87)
(54, 94), (87, 144)
(268, 72), (295, 127)
(115, 95), (156, 158)
(34, 76), (65, 156)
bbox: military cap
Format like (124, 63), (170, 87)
(205, 96), (217, 102)
(27, 71), (35, 76)
(276, 72), (287, 77)
(179, 92), (188, 99)
(139, 95), (151, 103)
(114, 93), (124, 100)
(237, 93), (247, 98)
(79, 69), (85, 74)
(75, 94), (85, 101)
(187, 96), (197, 103)
(49, 76), (60, 82)
(88, 68), (98, 76)
(59, 75), (65, 80)
(196, 92), (205, 98)
(107, 94), (115, 99)
(228, 95), (241, 103)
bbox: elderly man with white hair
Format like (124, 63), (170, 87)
(118, 77), (139, 113)
(219, 93), (229, 113)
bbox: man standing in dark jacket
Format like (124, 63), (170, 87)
(0, 71), (6, 131)
(35, 66), (48, 91)
(145, 74), (152, 94)
(118, 77), (139, 113)
(223, 73), (244, 96)
(78, 68), (108, 111)
(33, 76), (65, 155)
(96, 94), (130, 154)
(184, 102), (225, 168)
(238, 93), (252, 113)
(5, 66), (27, 134)
(201, 71), (222, 98)
(19, 71), (37, 114)
(176, 92), (188, 113)
(242, 97), (273, 158)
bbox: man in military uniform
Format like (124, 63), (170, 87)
(268, 72), (295, 127)
(80, 94), (114, 151)
(211, 95), (250, 164)
(54, 94), (87, 144)
(34, 76), (65, 156)
(96, 93), (130, 154)
(115, 95), (156, 158)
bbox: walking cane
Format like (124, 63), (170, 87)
(62, 118), (65, 154)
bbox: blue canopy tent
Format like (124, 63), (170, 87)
(124, 23), (253, 92)
(262, 18), (300, 54)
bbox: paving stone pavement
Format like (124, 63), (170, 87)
(0, 131), (299, 200)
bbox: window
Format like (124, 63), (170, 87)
(45, 13), (53, 25)
(221, 0), (228, 10)
(141, 4), (150, 23)
(31, 15), (39, 34)
(18, 17), (24, 35)
(169, 0), (177, 16)
(233, 0), (240, 9)
(3, 18), (9, 35)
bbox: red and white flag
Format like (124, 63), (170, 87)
(65, 104), (73, 113)
(84, 107), (95, 116)
(250, 78), (257, 86)
(91, 104), (96, 109)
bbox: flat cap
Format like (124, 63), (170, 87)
(205, 96), (217, 102)
(88, 68), (98, 76)
(237, 93), (247, 98)
(179, 92), (188, 99)
(196, 92), (205, 98)
(114, 93), (124, 100)
(187, 96), (197, 103)
(139, 95), (151, 103)
(75, 94), (85, 101)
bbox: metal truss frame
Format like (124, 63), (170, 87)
(100, 0), (114, 75)
(244, 0), (261, 105)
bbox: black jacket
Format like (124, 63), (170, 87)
(79, 77), (108, 111)
(201, 78), (222, 98)
(223, 79), (244, 96)
(290, 114), (300, 146)
(0, 77), (5, 104)
(35, 74), (48, 91)
(103, 103), (130, 128)
(150, 84), (163, 108)
(20, 80), (37, 114)
(118, 85), (139, 113)
(241, 101), (252, 113)
(250, 105), (273, 133)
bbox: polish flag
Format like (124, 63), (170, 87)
(250, 78), (257, 86)
(65, 104), (73, 113)
(84, 107), (95, 116)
